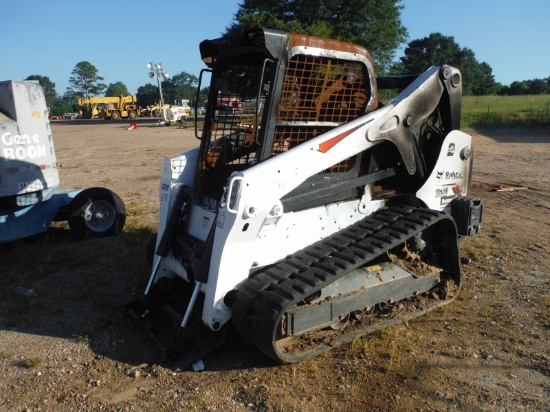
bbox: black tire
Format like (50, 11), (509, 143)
(128, 110), (137, 119)
(152, 109), (160, 117)
(68, 188), (126, 239)
(111, 111), (121, 120)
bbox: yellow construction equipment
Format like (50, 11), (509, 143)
(78, 96), (119, 119)
(173, 99), (191, 118)
(78, 96), (140, 120)
(146, 99), (191, 118)
(146, 99), (170, 117)
(100, 95), (140, 120)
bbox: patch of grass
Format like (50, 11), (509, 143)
(532, 294), (550, 330)
(126, 202), (145, 217)
(123, 222), (155, 246)
(0, 224), (155, 328)
(76, 335), (91, 345)
(346, 327), (411, 373)
(346, 336), (367, 360)
(462, 94), (550, 128)
(25, 356), (43, 368)
(460, 235), (495, 263)
(0, 223), (154, 276)
(184, 394), (207, 408)
(0, 348), (16, 360)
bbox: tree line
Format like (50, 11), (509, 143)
(26, 62), (209, 116)
(26, 0), (548, 116)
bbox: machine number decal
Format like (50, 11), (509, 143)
(438, 185), (465, 205)
(435, 187), (449, 197)
(159, 183), (170, 205)
(202, 197), (218, 212)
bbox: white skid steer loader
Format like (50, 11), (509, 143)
(127, 28), (483, 368)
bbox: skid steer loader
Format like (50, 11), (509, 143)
(128, 28), (483, 368)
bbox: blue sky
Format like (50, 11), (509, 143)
(1, 0), (548, 96)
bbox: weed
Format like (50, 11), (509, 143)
(76, 335), (91, 345)
(460, 235), (494, 263)
(126, 202), (144, 217)
(0, 349), (16, 360)
(346, 335), (367, 360)
(25, 357), (42, 368)
(532, 294), (550, 329)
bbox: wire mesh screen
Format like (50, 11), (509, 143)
(201, 56), (266, 170)
(273, 54), (370, 172)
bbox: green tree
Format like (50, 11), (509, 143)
(197, 86), (210, 109)
(507, 81), (530, 95)
(162, 71), (199, 104)
(400, 33), (499, 95)
(225, 0), (408, 73)
(469, 62), (501, 95)
(526, 78), (549, 95)
(105, 82), (130, 97)
(25, 75), (57, 108)
(138, 73), (208, 108)
(68, 61), (107, 99)
(136, 83), (159, 106)
(48, 90), (78, 116)
(58, 90), (78, 106)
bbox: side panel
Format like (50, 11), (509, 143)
(155, 149), (199, 281)
(200, 111), (389, 328)
(0, 81), (59, 203)
(416, 130), (473, 211)
(156, 149), (199, 241)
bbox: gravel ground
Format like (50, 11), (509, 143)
(1, 120), (548, 411)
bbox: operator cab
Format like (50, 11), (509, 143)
(195, 28), (378, 207)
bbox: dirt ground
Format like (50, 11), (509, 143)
(1, 120), (548, 411)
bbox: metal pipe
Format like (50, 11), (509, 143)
(181, 282), (202, 328)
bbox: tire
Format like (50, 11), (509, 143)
(128, 110), (137, 119)
(152, 109), (160, 117)
(68, 187), (126, 239)
(111, 111), (121, 120)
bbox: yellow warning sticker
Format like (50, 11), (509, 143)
(366, 265), (383, 272)
(30, 110), (41, 119)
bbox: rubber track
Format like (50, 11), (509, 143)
(232, 205), (457, 364)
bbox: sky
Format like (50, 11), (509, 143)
(1, 0), (548, 96)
